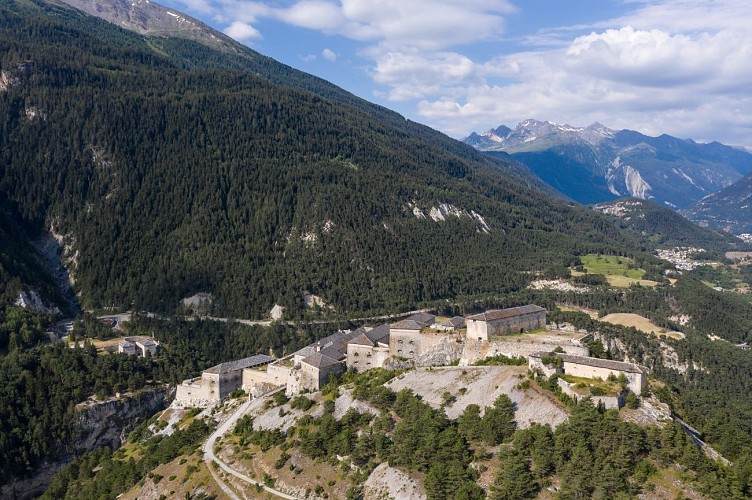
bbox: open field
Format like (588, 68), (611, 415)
(600, 313), (685, 340)
(578, 254), (659, 288)
(726, 251), (752, 261)
(557, 304), (598, 319)
(68, 337), (125, 351)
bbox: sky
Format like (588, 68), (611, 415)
(159, 0), (752, 148)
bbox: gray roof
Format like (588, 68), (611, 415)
(348, 332), (376, 347)
(390, 319), (423, 331)
(442, 316), (466, 328)
(467, 305), (546, 322)
(407, 312), (436, 326)
(366, 324), (390, 343)
(204, 354), (276, 375)
(533, 352), (646, 374)
(118, 340), (135, 347)
(294, 329), (362, 358)
(294, 345), (317, 358)
(315, 329), (361, 353)
(125, 335), (159, 345)
(348, 324), (391, 347)
(302, 352), (343, 369)
(319, 345), (345, 360)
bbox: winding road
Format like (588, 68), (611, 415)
(202, 395), (298, 500)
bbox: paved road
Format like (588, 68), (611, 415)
(196, 307), (433, 327)
(203, 396), (298, 500)
(96, 307), (433, 329)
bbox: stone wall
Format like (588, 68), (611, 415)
(287, 361), (346, 394)
(562, 360), (645, 395)
(347, 344), (390, 371)
(460, 338), (589, 366)
(174, 368), (246, 407)
(466, 319), (489, 341)
(174, 377), (209, 407)
(389, 330), (422, 358)
(242, 368), (284, 398)
(468, 311), (546, 340)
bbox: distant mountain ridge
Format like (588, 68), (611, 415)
(592, 197), (742, 251)
(464, 119), (752, 208)
(681, 172), (752, 234)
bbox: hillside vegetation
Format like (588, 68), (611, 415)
(594, 197), (743, 253)
(0, 0), (642, 318)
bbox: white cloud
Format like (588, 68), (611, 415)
(416, 1), (752, 146)
(223, 21), (261, 41)
(371, 50), (478, 101)
(206, 0), (515, 49)
(322, 48), (337, 61)
(170, 0), (752, 146)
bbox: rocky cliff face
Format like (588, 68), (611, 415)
(0, 387), (171, 499)
(51, 0), (243, 52)
(75, 387), (172, 450)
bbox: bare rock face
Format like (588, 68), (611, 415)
(0, 388), (170, 500)
(50, 0), (242, 52)
(364, 462), (426, 500)
(414, 336), (464, 367)
(75, 387), (172, 450)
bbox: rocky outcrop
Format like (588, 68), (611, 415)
(364, 462), (426, 500)
(75, 387), (172, 450)
(0, 387), (171, 500)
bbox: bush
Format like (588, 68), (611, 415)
(625, 391), (640, 409)
(290, 395), (316, 411)
(473, 354), (527, 366)
(272, 391), (289, 406)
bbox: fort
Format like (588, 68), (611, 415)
(174, 304), (647, 408)
(174, 354), (275, 407)
(466, 305), (546, 340)
(529, 352), (647, 409)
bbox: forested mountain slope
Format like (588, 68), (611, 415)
(681, 172), (752, 234)
(1, 0), (641, 318)
(593, 198), (743, 252)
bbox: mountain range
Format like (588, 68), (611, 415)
(464, 119), (752, 209)
(0, 0), (644, 320)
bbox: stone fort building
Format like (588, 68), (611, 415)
(175, 354), (275, 407)
(466, 305), (546, 340)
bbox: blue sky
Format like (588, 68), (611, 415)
(159, 0), (752, 148)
